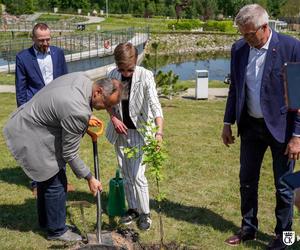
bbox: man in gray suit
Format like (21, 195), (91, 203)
(3, 72), (122, 241)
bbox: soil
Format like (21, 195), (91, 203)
(134, 242), (197, 250)
(70, 229), (195, 250)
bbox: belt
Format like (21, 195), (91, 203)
(247, 114), (265, 124)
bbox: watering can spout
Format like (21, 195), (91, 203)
(107, 168), (127, 217)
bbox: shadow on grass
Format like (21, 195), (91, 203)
(151, 199), (271, 249)
(0, 166), (29, 188)
(0, 189), (108, 233)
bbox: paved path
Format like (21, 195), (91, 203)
(0, 85), (15, 93)
(21, 13), (42, 21)
(77, 15), (104, 25)
(24, 12), (104, 24)
(182, 87), (229, 100)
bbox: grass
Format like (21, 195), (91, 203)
(85, 16), (174, 32)
(0, 73), (15, 85)
(0, 72), (226, 89)
(1, 93), (300, 249)
(36, 14), (70, 22)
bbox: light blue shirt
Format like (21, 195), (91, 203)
(246, 30), (272, 118)
(34, 47), (53, 85)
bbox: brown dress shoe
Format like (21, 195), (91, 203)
(67, 183), (75, 192)
(225, 230), (256, 246)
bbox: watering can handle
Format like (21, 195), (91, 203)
(87, 118), (104, 142)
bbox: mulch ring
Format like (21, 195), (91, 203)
(66, 228), (197, 250)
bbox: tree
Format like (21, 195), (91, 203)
(72, 0), (90, 10)
(255, 0), (268, 9)
(37, 0), (50, 11)
(48, 0), (59, 8)
(201, 0), (218, 20)
(280, 0), (300, 17)
(3, 0), (37, 15)
(217, 0), (253, 18)
(124, 121), (167, 248)
(267, 0), (287, 18)
(175, 0), (191, 21)
(155, 70), (179, 99)
(24, 0), (36, 14)
(144, 1), (156, 17)
(183, 0), (198, 19)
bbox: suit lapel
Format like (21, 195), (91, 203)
(262, 30), (279, 84)
(238, 43), (250, 89)
(29, 46), (45, 85)
(129, 66), (141, 103)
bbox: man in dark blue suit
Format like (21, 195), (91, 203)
(15, 23), (68, 107)
(222, 4), (300, 250)
(15, 23), (71, 197)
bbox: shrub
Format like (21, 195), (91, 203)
(155, 70), (179, 99)
(204, 20), (235, 32)
(167, 19), (203, 31)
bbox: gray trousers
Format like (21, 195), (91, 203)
(114, 129), (150, 214)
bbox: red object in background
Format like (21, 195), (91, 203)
(104, 40), (110, 49)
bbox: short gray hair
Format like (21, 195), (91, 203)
(94, 78), (117, 96)
(235, 4), (269, 28)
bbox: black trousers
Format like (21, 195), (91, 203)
(239, 115), (294, 234)
(37, 168), (68, 237)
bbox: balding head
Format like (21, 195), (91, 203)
(91, 78), (122, 110)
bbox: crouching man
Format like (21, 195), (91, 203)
(3, 72), (122, 241)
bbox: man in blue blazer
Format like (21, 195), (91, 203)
(222, 4), (300, 250)
(15, 23), (68, 107)
(15, 23), (69, 196)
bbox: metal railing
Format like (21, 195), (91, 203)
(0, 20), (75, 31)
(0, 27), (150, 72)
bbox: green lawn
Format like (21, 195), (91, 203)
(0, 73), (15, 85)
(85, 16), (173, 32)
(36, 14), (70, 22)
(0, 93), (300, 249)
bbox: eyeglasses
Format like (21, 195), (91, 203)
(238, 24), (266, 39)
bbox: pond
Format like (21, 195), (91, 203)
(157, 58), (230, 81)
(142, 52), (231, 81)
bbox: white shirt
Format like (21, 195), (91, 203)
(34, 47), (53, 85)
(245, 30), (272, 118)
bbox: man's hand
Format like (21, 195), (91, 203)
(285, 136), (300, 160)
(87, 176), (102, 196)
(89, 115), (102, 127)
(222, 124), (235, 147)
(111, 116), (128, 135)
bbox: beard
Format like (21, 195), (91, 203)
(36, 44), (49, 53)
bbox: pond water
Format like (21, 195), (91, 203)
(156, 57), (230, 81)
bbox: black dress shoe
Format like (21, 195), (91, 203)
(225, 230), (256, 246)
(267, 235), (287, 250)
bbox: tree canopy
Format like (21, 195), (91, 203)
(1, 0), (297, 19)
